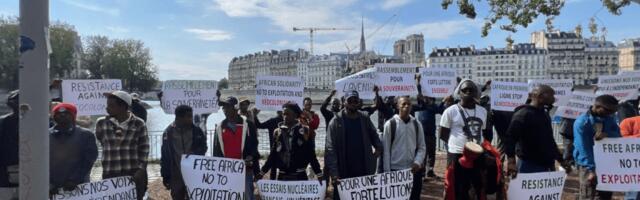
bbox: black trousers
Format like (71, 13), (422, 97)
(446, 153), (484, 200)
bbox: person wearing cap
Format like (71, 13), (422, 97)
(381, 95), (426, 200)
(0, 90), (19, 188)
(130, 93), (148, 122)
(213, 96), (259, 200)
(160, 105), (207, 200)
(325, 90), (382, 200)
(49, 103), (98, 196)
(95, 90), (149, 200)
(238, 97), (255, 124)
(256, 102), (322, 182)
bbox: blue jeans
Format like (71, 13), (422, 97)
(245, 173), (255, 200)
(518, 159), (554, 173)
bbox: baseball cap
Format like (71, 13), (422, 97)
(344, 90), (359, 100)
(103, 91), (132, 107)
(219, 96), (239, 108)
(52, 103), (78, 120)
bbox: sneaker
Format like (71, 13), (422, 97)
(427, 170), (440, 180)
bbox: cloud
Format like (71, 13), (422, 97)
(211, 0), (358, 33)
(381, 0), (413, 10)
(184, 28), (233, 41)
(106, 26), (130, 33)
(156, 51), (233, 80)
(400, 20), (479, 40)
(60, 0), (120, 16)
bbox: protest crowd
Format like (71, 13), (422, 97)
(2, 65), (640, 200)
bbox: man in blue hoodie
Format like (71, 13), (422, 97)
(574, 94), (620, 200)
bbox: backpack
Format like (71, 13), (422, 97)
(378, 118), (421, 172)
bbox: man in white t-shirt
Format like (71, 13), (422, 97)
(439, 79), (491, 200)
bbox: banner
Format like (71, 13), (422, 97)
(257, 180), (326, 200)
(594, 138), (640, 192)
(490, 81), (529, 112)
(181, 155), (246, 199)
(256, 76), (304, 111)
(554, 91), (597, 119)
(375, 63), (418, 97)
(337, 169), (413, 200)
(335, 68), (376, 100)
(161, 80), (218, 114)
(596, 74), (640, 101)
(419, 68), (457, 98)
(527, 79), (573, 106)
(62, 79), (122, 116)
(507, 170), (567, 200)
(50, 176), (136, 200)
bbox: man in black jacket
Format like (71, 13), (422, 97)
(160, 105), (207, 200)
(0, 90), (19, 188)
(505, 85), (571, 176)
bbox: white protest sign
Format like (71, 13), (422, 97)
(257, 180), (326, 200)
(554, 91), (597, 119)
(375, 63), (418, 97)
(181, 155), (246, 199)
(593, 138), (640, 192)
(50, 176), (136, 200)
(256, 76), (304, 111)
(490, 81), (529, 112)
(507, 170), (567, 200)
(161, 80), (218, 114)
(419, 67), (457, 98)
(528, 79), (573, 106)
(335, 68), (376, 100)
(596, 74), (640, 101)
(337, 169), (413, 200)
(62, 79), (122, 116)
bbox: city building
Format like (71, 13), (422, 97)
(228, 49), (309, 89)
(474, 43), (547, 83)
(619, 38), (640, 71)
(394, 34), (425, 65)
(300, 54), (348, 89)
(531, 31), (587, 84)
(583, 39), (618, 84)
(427, 46), (476, 80)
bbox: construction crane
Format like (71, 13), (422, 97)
(293, 27), (353, 55)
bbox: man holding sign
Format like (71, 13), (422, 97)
(574, 95), (619, 200)
(214, 96), (260, 199)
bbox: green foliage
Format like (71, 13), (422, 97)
(441, 0), (633, 37)
(49, 22), (80, 79)
(0, 16), (19, 89)
(218, 77), (229, 89)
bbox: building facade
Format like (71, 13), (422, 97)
(619, 38), (640, 71)
(531, 31), (587, 84)
(394, 34), (425, 65)
(583, 39), (618, 84)
(427, 46), (476, 80)
(300, 54), (347, 89)
(474, 43), (547, 83)
(228, 49), (308, 89)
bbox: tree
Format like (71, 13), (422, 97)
(575, 24), (583, 37)
(0, 16), (19, 90)
(102, 39), (158, 92)
(218, 77), (229, 89)
(441, 0), (634, 37)
(49, 22), (80, 79)
(83, 36), (110, 79)
(589, 17), (598, 39)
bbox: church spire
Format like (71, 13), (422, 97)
(360, 17), (366, 54)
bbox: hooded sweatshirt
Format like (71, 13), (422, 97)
(505, 104), (561, 166)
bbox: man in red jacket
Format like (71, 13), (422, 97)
(301, 97), (320, 137)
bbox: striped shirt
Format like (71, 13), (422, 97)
(96, 113), (149, 177)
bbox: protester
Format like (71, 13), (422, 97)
(213, 96), (260, 200)
(325, 90), (382, 200)
(440, 80), (503, 200)
(415, 96), (446, 179)
(0, 90), (19, 188)
(617, 104), (640, 200)
(559, 117), (576, 166)
(238, 97), (255, 123)
(96, 91), (149, 200)
(48, 103), (98, 195)
(374, 89), (396, 133)
(301, 97), (320, 136)
(320, 90), (342, 127)
(130, 93), (148, 122)
(252, 108), (283, 180)
(160, 105), (207, 200)
(505, 85), (571, 177)
(574, 94), (620, 200)
(381, 96), (426, 200)
(478, 95), (494, 142)
(256, 102), (323, 181)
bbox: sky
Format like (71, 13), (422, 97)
(1, 0), (639, 81)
